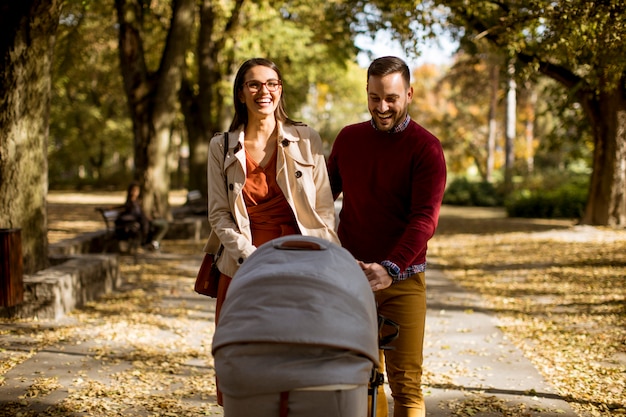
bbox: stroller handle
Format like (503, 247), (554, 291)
(378, 314), (399, 349)
(273, 239), (325, 251)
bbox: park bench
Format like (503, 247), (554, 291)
(172, 189), (207, 218)
(95, 206), (142, 253)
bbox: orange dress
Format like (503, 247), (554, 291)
(243, 148), (300, 246)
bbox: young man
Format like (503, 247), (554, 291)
(327, 56), (447, 417)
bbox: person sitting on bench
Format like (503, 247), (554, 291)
(116, 181), (169, 251)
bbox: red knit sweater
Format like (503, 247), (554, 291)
(327, 120), (447, 272)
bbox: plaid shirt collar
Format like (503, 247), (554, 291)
(371, 114), (411, 133)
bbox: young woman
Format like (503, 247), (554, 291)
(203, 57), (339, 405)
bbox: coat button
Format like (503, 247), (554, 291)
(229, 184), (234, 191)
(237, 257), (244, 264)
(295, 171), (302, 178)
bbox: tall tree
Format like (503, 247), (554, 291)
(50, 0), (133, 188)
(504, 58), (516, 192)
(0, 1), (62, 274)
(180, 0), (245, 196)
(521, 81), (538, 175)
(486, 62), (499, 182)
(115, 0), (194, 217)
(438, 0), (626, 226)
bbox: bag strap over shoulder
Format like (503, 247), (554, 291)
(222, 132), (229, 192)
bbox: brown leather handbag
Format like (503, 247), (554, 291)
(194, 247), (223, 297)
(194, 132), (228, 297)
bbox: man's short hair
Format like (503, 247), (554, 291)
(367, 56), (411, 87)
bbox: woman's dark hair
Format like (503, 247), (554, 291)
(228, 58), (297, 131)
(367, 56), (411, 88)
(125, 181), (141, 204)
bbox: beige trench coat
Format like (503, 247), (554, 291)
(203, 122), (339, 278)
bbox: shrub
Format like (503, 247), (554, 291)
(505, 182), (587, 219)
(443, 178), (504, 207)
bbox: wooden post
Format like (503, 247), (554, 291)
(0, 229), (24, 307)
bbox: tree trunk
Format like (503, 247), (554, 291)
(486, 64), (499, 182)
(524, 82), (537, 175)
(181, 86), (207, 195)
(503, 59), (516, 192)
(182, 0), (245, 199)
(456, 9), (626, 227)
(115, 0), (194, 218)
(581, 88), (626, 226)
(514, 53), (626, 227)
(182, 0), (220, 196)
(0, 0), (61, 274)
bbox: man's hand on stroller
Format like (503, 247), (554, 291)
(357, 261), (393, 292)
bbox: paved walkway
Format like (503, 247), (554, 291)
(421, 267), (578, 416)
(0, 251), (579, 416)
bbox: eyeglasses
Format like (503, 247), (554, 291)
(243, 79), (282, 93)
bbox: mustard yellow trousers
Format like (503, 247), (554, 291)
(372, 272), (427, 417)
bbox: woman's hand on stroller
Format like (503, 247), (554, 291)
(357, 261), (393, 292)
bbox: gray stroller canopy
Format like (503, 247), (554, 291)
(212, 235), (379, 365)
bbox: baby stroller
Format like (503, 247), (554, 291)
(212, 235), (382, 417)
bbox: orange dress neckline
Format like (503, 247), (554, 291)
(243, 147), (300, 247)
